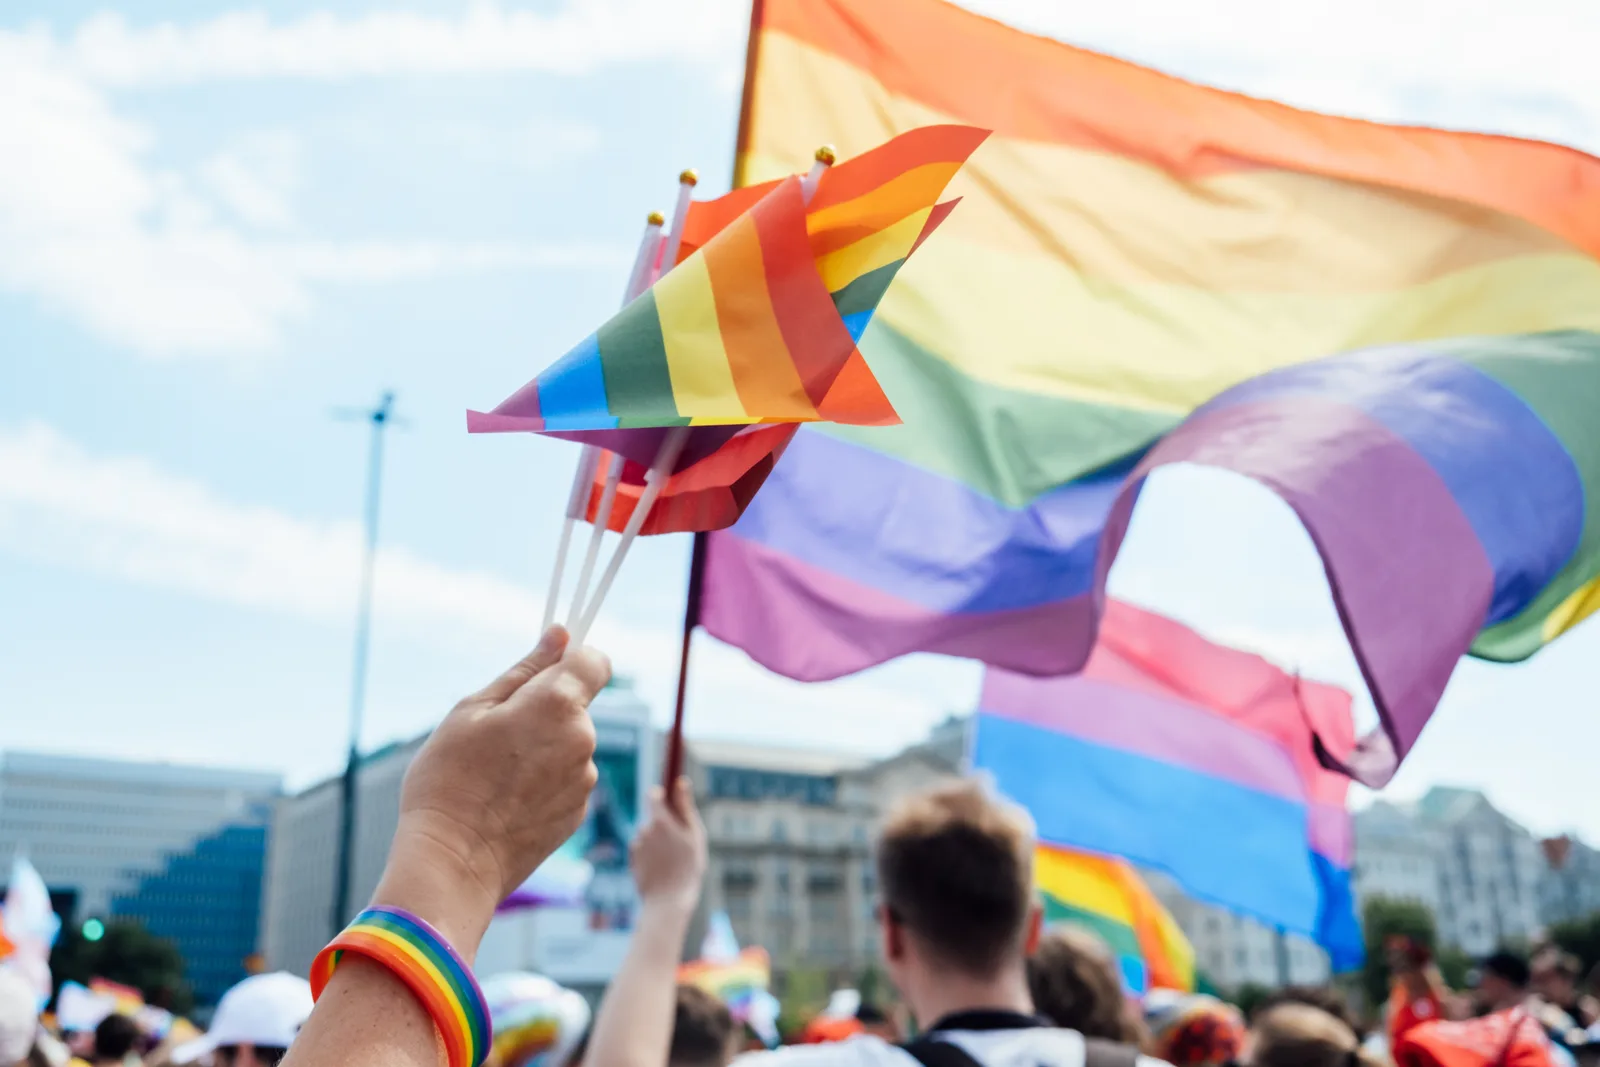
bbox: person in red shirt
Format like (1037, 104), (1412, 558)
(1392, 951), (1561, 1067)
(1388, 937), (1451, 1048)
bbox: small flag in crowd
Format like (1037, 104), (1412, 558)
(1035, 844), (1195, 995)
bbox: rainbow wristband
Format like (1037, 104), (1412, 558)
(311, 906), (490, 1067)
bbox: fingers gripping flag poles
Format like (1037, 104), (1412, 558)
(470, 126), (989, 641)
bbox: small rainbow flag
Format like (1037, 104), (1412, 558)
(1035, 845), (1195, 996)
(678, 946), (771, 1006)
(88, 977), (144, 1016)
(467, 125), (985, 440)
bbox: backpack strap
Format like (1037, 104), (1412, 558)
(1082, 1037), (1142, 1067)
(901, 1033), (1141, 1067)
(900, 1038), (985, 1067)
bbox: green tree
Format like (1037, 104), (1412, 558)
(857, 964), (889, 1008)
(1360, 896), (1439, 1008)
(1230, 982), (1275, 1019)
(51, 919), (193, 1015)
(1437, 944), (1474, 991)
(1548, 912), (1600, 974)
(775, 965), (830, 1038)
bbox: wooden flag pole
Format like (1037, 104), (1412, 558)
(661, 0), (767, 797)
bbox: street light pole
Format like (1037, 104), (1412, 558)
(332, 391), (396, 937)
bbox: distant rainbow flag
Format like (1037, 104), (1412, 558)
(89, 977), (144, 1016)
(678, 946), (771, 1006)
(1036, 844), (1195, 995)
(497, 839), (592, 913)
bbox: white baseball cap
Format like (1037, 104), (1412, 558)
(171, 973), (312, 1064)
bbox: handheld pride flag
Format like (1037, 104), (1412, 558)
(468, 125), (985, 445)
(471, 125), (984, 641)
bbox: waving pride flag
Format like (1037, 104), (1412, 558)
(698, 0), (1600, 784)
(974, 601), (1363, 969)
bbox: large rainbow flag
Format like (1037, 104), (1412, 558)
(698, 0), (1600, 784)
(1035, 844), (1195, 996)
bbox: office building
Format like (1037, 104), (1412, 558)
(1540, 835), (1600, 926)
(1353, 788), (1545, 956)
(1149, 876), (1330, 989)
(0, 751), (281, 1005)
(688, 719), (963, 983)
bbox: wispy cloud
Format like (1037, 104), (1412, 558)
(39, 2), (746, 87)
(0, 33), (628, 359)
(0, 422), (954, 755)
(23, 0), (1598, 153)
(970, 0), (1599, 149)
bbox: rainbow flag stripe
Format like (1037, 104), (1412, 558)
(979, 601), (1361, 966)
(677, 947), (771, 1003)
(467, 126), (985, 439)
(699, 0), (1600, 782)
(1035, 844), (1195, 996)
(311, 907), (490, 1067)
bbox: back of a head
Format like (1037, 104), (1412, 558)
(1484, 949), (1532, 990)
(669, 985), (733, 1067)
(878, 779), (1034, 978)
(92, 1015), (139, 1064)
(1027, 927), (1136, 1043)
(1253, 986), (1361, 1037)
(1251, 1003), (1374, 1067)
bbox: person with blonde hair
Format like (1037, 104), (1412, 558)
(1247, 1003), (1377, 1067)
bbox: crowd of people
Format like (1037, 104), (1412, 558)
(2, 629), (1597, 1067)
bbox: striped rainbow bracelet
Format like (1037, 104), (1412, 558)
(310, 906), (490, 1067)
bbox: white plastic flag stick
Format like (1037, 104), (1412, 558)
(656, 169), (699, 281)
(541, 445), (601, 632)
(572, 425), (691, 644)
(800, 144), (835, 203)
(542, 212), (664, 632)
(567, 451), (625, 631)
(624, 209), (667, 304)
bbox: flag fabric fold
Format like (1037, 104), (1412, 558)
(1083, 333), (1600, 784)
(699, 0), (1600, 783)
(581, 425), (799, 535)
(973, 601), (1363, 969)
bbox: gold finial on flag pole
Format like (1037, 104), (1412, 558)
(802, 145), (835, 203)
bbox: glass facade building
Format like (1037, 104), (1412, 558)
(0, 752), (281, 1005)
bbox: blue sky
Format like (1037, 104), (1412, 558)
(3, 0), (1597, 840)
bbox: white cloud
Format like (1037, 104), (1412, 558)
(47, 2), (746, 87)
(20, 0), (1599, 154)
(0, 422), (953, 756)
(200, 131), (301, 230)
(965, 0), (1600, 150)
(0, 32), (629, 359)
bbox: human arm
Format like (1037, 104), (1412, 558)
(581, 780), (708, 1067)
(282, 627), (610, 1067)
